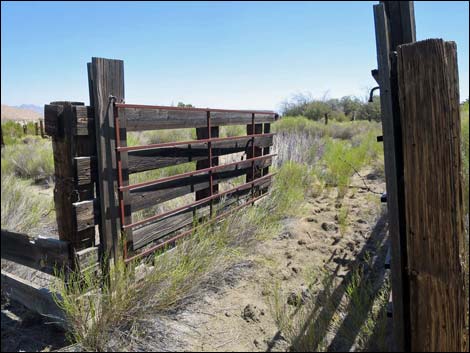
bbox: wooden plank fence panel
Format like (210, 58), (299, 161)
(122, 107), (276, 131)
(130, 157), (273, 212)
(132, 179), (269, 250)
(127, 135), (273, 173)
(397, 38), (468, 352)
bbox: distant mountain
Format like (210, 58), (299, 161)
(16, 104), (43, 114)
(1, 104), (43, 121)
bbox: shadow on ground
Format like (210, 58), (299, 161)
(266, 213), (391, 352)
(1, 298), (67, 352)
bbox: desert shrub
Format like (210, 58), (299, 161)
(1, 137), (54, 181)
(1, 173), (54, 232)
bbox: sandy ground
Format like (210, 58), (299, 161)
(1, 169), (389, 352)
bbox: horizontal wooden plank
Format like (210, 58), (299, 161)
(130, 157), (272, 212)
(132, 178), (270, 250)
(1, 270), (66, 324)
(121, 107), (277, 131)
(1, 230), (71, 275)
(127, 135), (273, 173)
(74, 156), (97, 186)
(73, 200), (100, 232)
(74, 246), (99, 272)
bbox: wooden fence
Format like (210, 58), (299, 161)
(0, 119), (47, 145)
(1, 57), (278, 319)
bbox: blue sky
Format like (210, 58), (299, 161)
(1, 1), (468, 111)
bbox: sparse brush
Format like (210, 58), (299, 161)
(0, 173), (55, 232)
(1, 137), (54, 181)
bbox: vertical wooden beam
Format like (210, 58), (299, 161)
(89, 58), (124, 262)
(196, 124), (219, 200)
(398, 39), (468, 352)
(1, 124), (4, 147)
(35, 122), (39, 136)
(39, 119), (45, 138)
(373, 1), (416, 351)
(47, 102), (94, 251)
(247, 121), (263, 200)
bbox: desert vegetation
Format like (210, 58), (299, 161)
(1, 99), (469, 352)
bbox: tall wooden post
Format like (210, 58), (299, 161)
(89, 58), (124, 263)
(246, 119), (263, 199)
(39, 119), (45, 138)
(35, 122), (39, 136)
(397, 39), (468, 352)
(195, 120), (219, 216)
(373, 1), (415, 351)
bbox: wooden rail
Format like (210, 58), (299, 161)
(1, 230), (70, 275)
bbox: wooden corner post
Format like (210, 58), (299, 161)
(44, 101), (97, 259)
(89, 58), (124, 264)
(373, 1), (415, 351)
(397, 38), (468, 352)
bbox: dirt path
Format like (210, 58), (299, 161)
(141, 169), (389, 352)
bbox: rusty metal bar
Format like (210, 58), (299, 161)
(113, 103), (128, 259)
(123, 172), (275, 229)
(124, 192), (269, 264)
(116, 133), (275, 153)
(115, 103), (277, 115)
(119, 153), (276, 192)
(207, 111), (214, 217)
(251, 113), (255, 204)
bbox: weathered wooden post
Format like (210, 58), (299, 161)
(195, 116), (219, 216)
(39, 119), (45, 138)
(246, 116), (263, 203)
(22, 123), (27, 135)
(35, 121), (39, 136)
(397, 38), (468, 352)
(1, 124), (4, 147)
(88, 58), (124, 264)
(373, 1), (416, 351)
(44, 101), (98, 272)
